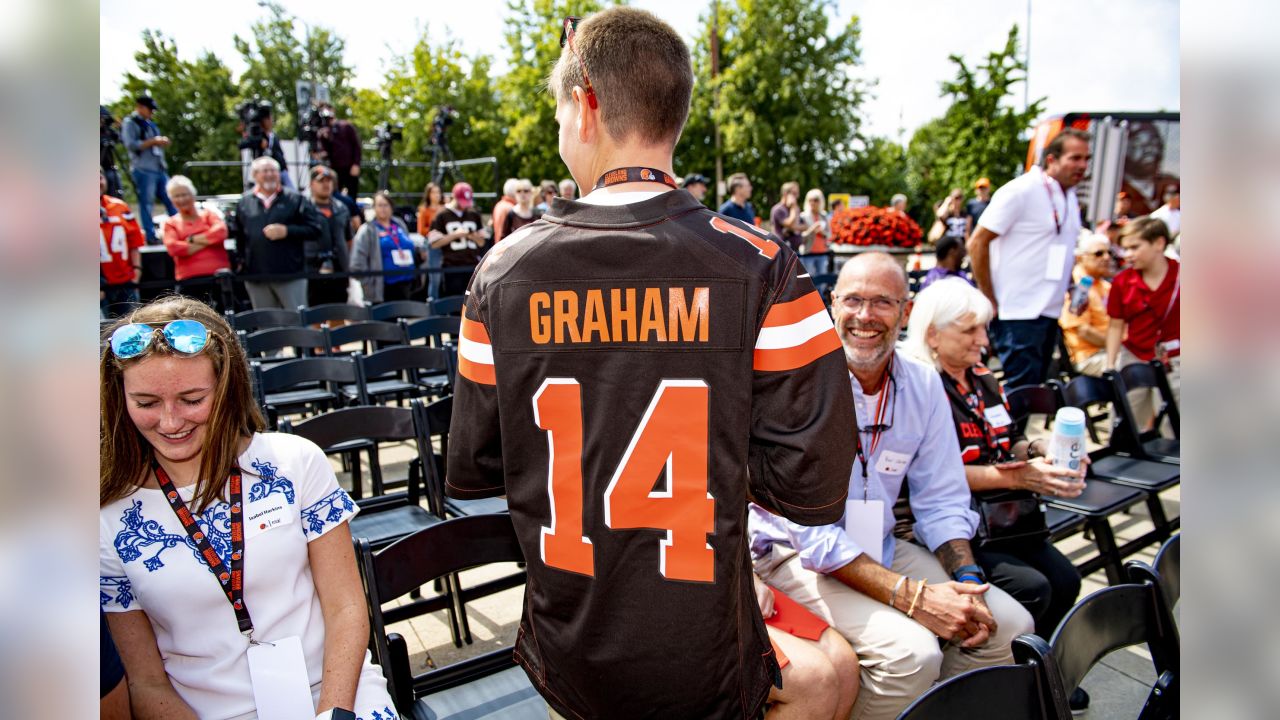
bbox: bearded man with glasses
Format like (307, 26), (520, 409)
(748, 253), (1035, 720)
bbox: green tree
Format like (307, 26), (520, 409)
(112, 31), (241, 196)
(679, 0), (870, 210)
(905, 26), (1044, 226)
(232, 2), (355, 137)
(838, 136), (909, 208)
(350, 33), (504, 199)
(498, 0), (608, 188)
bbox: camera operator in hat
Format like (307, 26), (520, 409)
(121, 94), (177, 245)
(681, 173), (709, 204)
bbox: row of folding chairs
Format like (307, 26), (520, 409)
(226, 297), (465, 333)
(240, 317), (461, 363)
(280, 398), (522, 649)
(252, 345), (453, 426)
(899, 533), (1180, 720)
(1007, 360), (1180, 585)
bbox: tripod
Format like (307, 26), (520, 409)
(429, 139), (462, 187)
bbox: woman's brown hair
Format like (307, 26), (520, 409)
(101, 296), (265, 513)
(420, 182), (443, 209)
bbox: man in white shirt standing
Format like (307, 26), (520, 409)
(1149, 184), (1180, 239)
(748, 253), (1034, 720)
(968, 129), (1091, 389)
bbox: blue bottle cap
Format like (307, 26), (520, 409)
(1054, 407), (1086, 436)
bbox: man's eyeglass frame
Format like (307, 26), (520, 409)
(560, 17), (599, 110)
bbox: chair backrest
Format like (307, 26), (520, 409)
(1128, 533), (1180, 614)
(416, 395), (453, 510)
(299, 302), (371, 325)
(357, 514), (525, 707)
(254, 356), (361, 394)
(403, 316), (461, 347)
(1049, 582), (1180, 694)
(907, 268), (928, 297)
(1118, 360), (1181, 440)
(370, 300), (433, 322)
(281, 401), (429, 503)
(1058, 373), (1116, 412)
(228, 307), (301, 332)
(327, 321), (408, 352)
(1005, 382), (1060, 437)
(241, 326), (329, 358)
(360, 345), (450, 381)
(898, 647), (1061, 719)
(429, 295), (466, 316)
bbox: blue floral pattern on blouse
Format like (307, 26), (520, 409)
(301, 488), (355, 537)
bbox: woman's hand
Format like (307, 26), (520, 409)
(1016, 457), (1086, 498)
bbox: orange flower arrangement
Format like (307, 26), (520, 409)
(829, 206), (922, 248)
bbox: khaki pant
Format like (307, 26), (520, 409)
(1116, 346), (1181, 436)
(755, 539), (1034, 720)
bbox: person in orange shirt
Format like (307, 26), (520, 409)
(417, 182), (445, 300)
(1059, 234), (1113, 376)
(162, 176), (229, 310)
(100, 168), (145, 317)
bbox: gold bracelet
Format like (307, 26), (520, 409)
(907, 579), (927, 618)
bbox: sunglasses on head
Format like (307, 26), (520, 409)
(109, 319), (209, 359)
(559, 16), (599, 110)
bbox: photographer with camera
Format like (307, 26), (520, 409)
(311, 104), (362, 199)
(121, 95), (178, 245)
(100, 106), (125, 199)
(237, 100), (293, 189)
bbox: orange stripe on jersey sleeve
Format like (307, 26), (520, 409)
(753, 330), (841, 372)
(458, 313), (496, 385)
(761, 291), (827, 328)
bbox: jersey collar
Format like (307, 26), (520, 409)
(542, 189), (706, 228)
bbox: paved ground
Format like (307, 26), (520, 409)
(330, 418), (1179, 716)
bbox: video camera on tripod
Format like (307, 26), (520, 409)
(430, 105), (458, 149)
(235, 99), (273, 158)
(300, 104), (334, 148)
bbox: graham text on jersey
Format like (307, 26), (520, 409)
(529, 287), (710, 344)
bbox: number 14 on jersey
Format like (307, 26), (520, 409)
(533, 378), (716, 583)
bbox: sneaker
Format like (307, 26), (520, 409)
(1069, 687), (1090, 714)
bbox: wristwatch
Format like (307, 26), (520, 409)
(315, 709), (356, 720)
(951, 564), (987, 584)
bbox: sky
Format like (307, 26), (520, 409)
(100, 0), (1180, 140)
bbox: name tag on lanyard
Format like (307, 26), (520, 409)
(983, 404), (1012, 428)
(390, 248), (415, 267)
(844, 500), (885, 566)
(247, 635), (315, 719)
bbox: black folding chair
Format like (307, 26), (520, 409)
(343, 346), (451, 406)
(1049, 582), (1180, 720)
(280, 403), (423, 502)
(356, 514), (541, 718)
(429, 295), (466, 316)
(226, 307), (301, 332)
(253, 356), (364, 426)
(403, 315), (462, 348)
(326, 320), (408, 356)
(1059, 374), (1180, 543)
(299, 302), (371, 326)
(1113, 360), (1180, 463)
(898, 635), (1069, 720)
(239, 327), (330, 371)
(1126, 532), (1180, 624)
(370, 300), (433, 322)
(1006, 383), (1148, 585)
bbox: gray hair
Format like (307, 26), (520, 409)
(503, 177), (521, 197)
(166, 174), (197, 197)
(890, 193), (907, 206)
(559, 178), (577, 194)
(250, 156), (280, 174)
(903, 278), (994, 364)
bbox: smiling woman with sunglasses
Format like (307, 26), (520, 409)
(99, 296), (395, 720)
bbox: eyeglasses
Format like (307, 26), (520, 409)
(559, 16), (599, 110)
(835, 294), (905, 314)
(516, 188), (533, 193)
(109, 319), (209, 359)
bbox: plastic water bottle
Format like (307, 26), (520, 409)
(1048, 407), (1087, 472)
(1068, 276), (1094, 315)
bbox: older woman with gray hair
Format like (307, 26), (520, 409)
(161, 175), (230, 309)
(904, 278), (1089, 709)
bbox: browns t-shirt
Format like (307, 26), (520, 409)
(446, 190), (856, 719)
(100, 195), (144, 285)
(429, 205), (485, 267)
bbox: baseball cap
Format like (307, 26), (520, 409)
(682, 173), (710, 188)
(451, 182), (474, 208)
(310, 165), (335, 180)
(974, 177), (990, 189)
(136, 95), (158, 110)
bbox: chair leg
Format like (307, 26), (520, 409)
(1146, 492), (1173, 543)
(1090, 518), (1125, 586)
(447, 572), (470, 648)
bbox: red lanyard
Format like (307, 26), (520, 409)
(1041, 173), (1063, 237)
(854, 356), (895, 499)
(593, 167), (678, 190)
(378, 221), (403, 249)
(153, 462), (252, 636)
